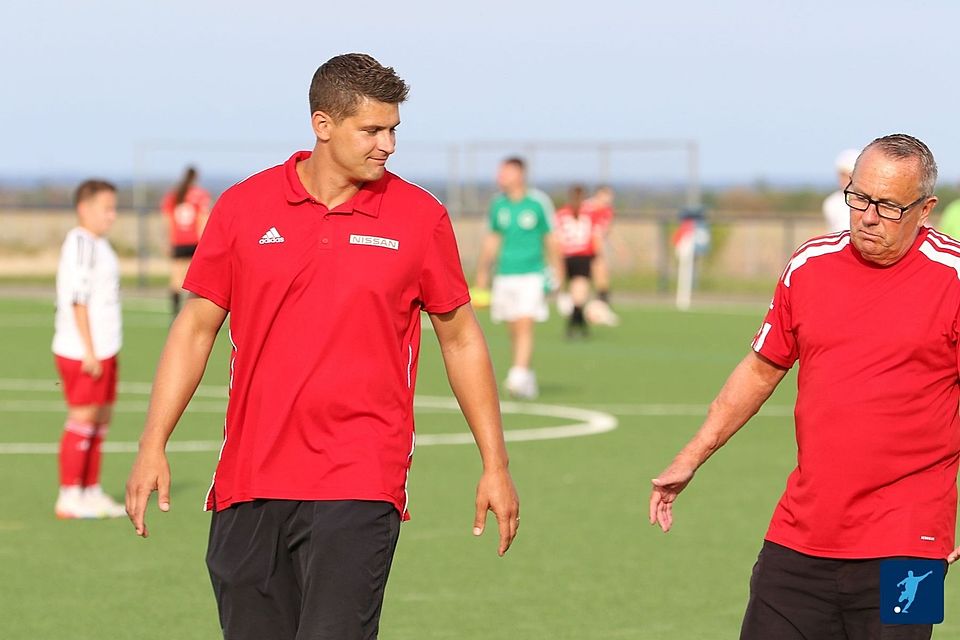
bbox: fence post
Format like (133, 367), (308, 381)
(657, 215), (671, 293)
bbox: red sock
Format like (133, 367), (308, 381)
(82, 423), (108, 487)
(59, 419), (94, 487)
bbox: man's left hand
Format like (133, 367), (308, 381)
(948, 546), (960, 564)
(473, 468), (520, 557)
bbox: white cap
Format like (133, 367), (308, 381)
(835, 148), (860, 174)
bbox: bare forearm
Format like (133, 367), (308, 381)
(139, 310), (221, 451)
(673, 352), (786, 470)
(72, 304), (96, 358)
(545, 233), (563, 277)
(475, 235), (501, 288)
(447, 342), (508, 468)
(434, 309), (509, 470)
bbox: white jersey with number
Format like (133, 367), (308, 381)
(52, 227), (122, 359)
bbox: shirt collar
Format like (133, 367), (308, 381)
(283, 150), (386, 218)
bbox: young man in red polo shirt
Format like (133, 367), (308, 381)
(126, 53), (519, 640)
(650, 134), (960, 640)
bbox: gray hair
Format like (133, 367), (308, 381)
(860, 133), (938, 195)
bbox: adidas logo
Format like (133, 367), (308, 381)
(259, 227), (285, 245)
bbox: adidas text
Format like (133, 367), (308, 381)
(259, 227), (285, 244)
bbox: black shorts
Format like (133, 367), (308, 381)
(171, 244), (197, 259)
(206, 499), (401, 640)
(740, 541), (938, 640)
(564, 255), (593, 280)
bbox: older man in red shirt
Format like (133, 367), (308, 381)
(651, 133), (960, 640)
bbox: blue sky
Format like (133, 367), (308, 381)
(3, 0), (959, 186)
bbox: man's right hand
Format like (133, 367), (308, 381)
(649, 462), (696, 533)
(125, 449), (171, 538)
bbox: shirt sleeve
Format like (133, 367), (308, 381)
(954, 304), (960, 376)
(488, 200), (502, 233)
(419, 209), (471, 314)
(182, 192), (234, 310)
(751, 274), (798, 368)
(66, 233), (95, 305)
(160, 192), (174, 217)
(531, 189), (556, 232)
(195, 188), (212, 213)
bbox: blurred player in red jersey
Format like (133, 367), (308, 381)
(582, 185), (615, 301)
(555, 185), (602, 337)
(52, 180), (126, 519)
(160, 166), (210, 317)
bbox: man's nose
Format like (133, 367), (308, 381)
(378, 130), (396, 155)
(860, 202), (881, 224)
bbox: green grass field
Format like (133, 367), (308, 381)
(1, 292), (957, 639)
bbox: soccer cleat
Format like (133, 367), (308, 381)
(585, 300), (620, 327)
(82, 486), (128, 519)
(505, 367), (539, 400)
(55, 487), (100, 519)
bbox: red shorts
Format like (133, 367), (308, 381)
(54, 355), (118, 406)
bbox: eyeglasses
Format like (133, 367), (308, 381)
(843, 181), (927, 221)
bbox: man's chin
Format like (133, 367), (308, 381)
(363, 166), (386, 181)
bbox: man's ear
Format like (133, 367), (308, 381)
(919, 195), (938, 228)
(312, 110), (334, 142)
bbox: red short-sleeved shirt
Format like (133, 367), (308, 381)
(183, 151), (470, 519)
(751, 228), (960, 559)
(162, 187), (211, 246)
(556, 206), (598, 257)
(584, 203), (614, 233)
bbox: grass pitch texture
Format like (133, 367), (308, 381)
(0, 295), (956, 639)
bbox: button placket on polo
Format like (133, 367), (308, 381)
(318, 211), (333, 251)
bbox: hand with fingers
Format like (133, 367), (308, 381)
(948, 546), (960, 564)
(473, 467), (520, 556)
(125, 449), (172, 538)
(81, 354), (102, 379)
(649, 462), (697, 533)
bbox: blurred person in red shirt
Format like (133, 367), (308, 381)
(556, 185), (602, 337)
(160, 166), (210, 317)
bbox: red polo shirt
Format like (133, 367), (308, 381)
(752, 228), (960, 559)
(183, 151), (470, 518)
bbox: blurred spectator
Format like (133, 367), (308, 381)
(583, 185), (616, 308)
(475, 157), (560, 399)
(555, 185), (600, 337)
(822, 149), (860, 233)
(160, 166), (210, 317)
(937, 181), (960, 239)
(52, 179), (126, 519)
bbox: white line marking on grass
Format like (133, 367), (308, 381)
(0, 378), (792, 419)
(0, 314), (174, 328)
(576, 403), (794, 417)
(0, 378), (228, 398)
(0, 382), (618, 453)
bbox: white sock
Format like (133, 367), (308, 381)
(59, 485), (82, 499)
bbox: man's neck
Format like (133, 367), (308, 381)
(78, 222), (101, 238)
(296, 150), (361, 210)
(505, 185), (526, 202)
